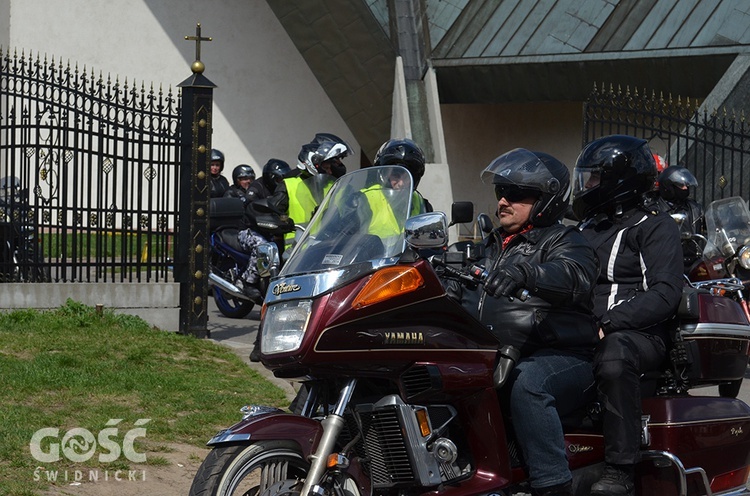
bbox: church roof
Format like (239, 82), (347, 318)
(267, 0), (750, 157)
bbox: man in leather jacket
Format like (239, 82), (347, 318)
(573, 136), (683, 496)
(446, 149), (599, 496)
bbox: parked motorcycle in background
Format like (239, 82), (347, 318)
(208, 197), (292, 318)
(685, 196), (750, 398)
(190, 167), (750, 496)
(0, 176), (50, 282)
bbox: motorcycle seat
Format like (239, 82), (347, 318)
(214, 228), (244, 253)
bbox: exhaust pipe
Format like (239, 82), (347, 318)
(208, 273), (248, 300)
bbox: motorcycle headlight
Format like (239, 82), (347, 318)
(261, 299), (313, 354)
(738, 246), (750, 270)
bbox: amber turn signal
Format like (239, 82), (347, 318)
(351, 266), (424, 309)
(415, 408), (431, 437)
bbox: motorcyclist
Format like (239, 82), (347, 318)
(654, 166), (705, 272)
(229, 162), (275, 305)
(372, 138), (433, 216)
(209, 149), (230, 198)
(223, 164), (257, 203)
(573, 135), (684, 496)
(444, 148), (599, 496)
(246, 158), (294, 206)
(283, 134), (351, 250)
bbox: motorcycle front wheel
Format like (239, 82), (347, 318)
(189, 441), (361, 496)
(213, 287), (254, 318)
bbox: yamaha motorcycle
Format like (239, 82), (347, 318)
(208, 197), (292, 318)
(192, 167), (750, 496)
(0, 176), (50, 282)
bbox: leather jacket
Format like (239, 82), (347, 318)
(210, 175), (230, 198)
(446, 223), (599, 358)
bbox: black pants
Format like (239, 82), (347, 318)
(593, 330), (667, 465)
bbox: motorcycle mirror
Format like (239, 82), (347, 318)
(405, 212), (448, 249)
(449, 201), (474, 226)
(739, 246), (750, 270)
(256, 242), (280, 278)
(477, 213), (493, 238)
(671, 212), (688, 227)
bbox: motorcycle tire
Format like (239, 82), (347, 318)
(190, 441), (361, 496)
(189, 441), (308, 496)
(719, 379), (742, 398)
(213, 287), (254, 319)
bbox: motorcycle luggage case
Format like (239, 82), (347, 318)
(210, 197), (245, 229)
(678, 288), (750, 384)
(640, 396), (750, 494)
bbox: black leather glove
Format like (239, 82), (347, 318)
(484, 264), (528, 298)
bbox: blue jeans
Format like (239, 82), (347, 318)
(508, 350), (596, 489)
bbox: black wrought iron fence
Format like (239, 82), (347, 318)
(583, 83), (750, 207)
(0, 48), (181, 282)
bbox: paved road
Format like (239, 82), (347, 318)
(204, 295), (750, 406)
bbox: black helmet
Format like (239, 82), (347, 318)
(262, 158), (293, 193)
(658, 166), (698, 202)
(572, 135), (656, 219)
(210, 149), (225, 171)
(297, 134), (352, 175)
(231, 164), (256, 186)
(373, 138), (426, 188)
(481, 148), (571, 227)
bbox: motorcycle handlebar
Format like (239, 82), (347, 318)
(430, 255), (530, 302)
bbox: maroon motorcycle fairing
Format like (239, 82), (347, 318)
(264, 260), (500, 381)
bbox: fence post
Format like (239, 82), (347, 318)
(176, 24), (215, 337)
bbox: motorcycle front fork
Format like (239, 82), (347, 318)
(300, 379), (357, 496)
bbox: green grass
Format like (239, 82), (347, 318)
(0, 300), (287, 495)
(40, 231), (174, 261)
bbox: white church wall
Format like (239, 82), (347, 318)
(6, 0), (358, 182)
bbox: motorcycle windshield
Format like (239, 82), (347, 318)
(281, 166), (413, 277)
(704, 196), (750, 258)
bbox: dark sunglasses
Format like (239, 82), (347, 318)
(494, 185), (539, 202)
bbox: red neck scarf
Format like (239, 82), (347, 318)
(500, 223), (533, 250)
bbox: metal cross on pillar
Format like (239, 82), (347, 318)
(177, 23), (216, 338)
(184, 23), (212, 74)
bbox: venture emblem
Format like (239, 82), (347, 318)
(272, 282), (301, 296)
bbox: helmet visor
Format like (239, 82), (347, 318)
(664, 168), (698, 189)
(481, 148), (561, 194)
(572, 166), (602, 198)
(494, 185), (540, 202)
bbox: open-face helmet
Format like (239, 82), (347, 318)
(210, 149), (225, 171)
(481, 148), (571, 227)
(232, 164), (255, 186)
(572, 135), (657, 219)
(373, 138), (426, 188)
